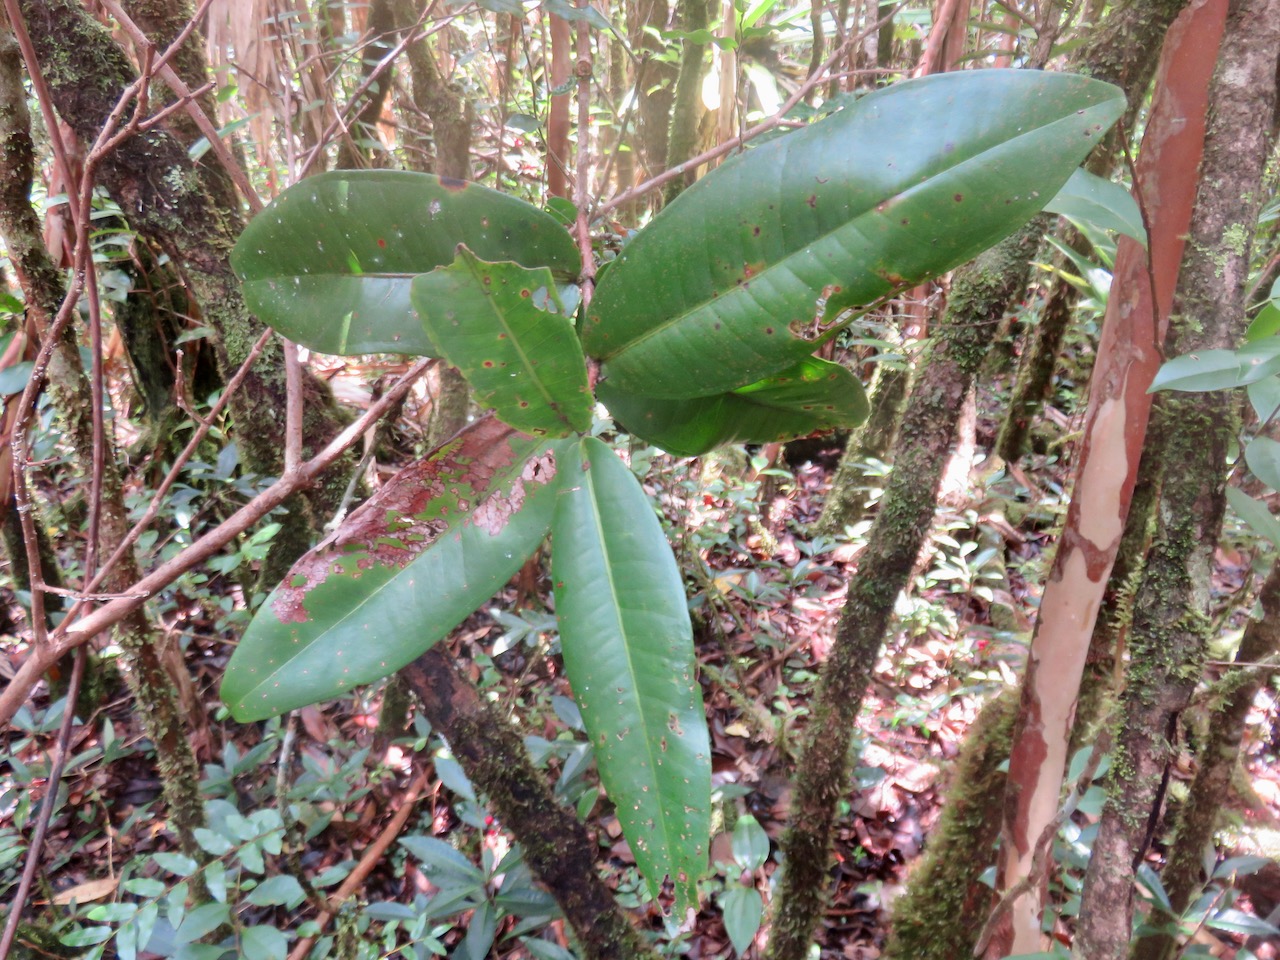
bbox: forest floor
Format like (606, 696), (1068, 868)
(3, 363), (1280, 959)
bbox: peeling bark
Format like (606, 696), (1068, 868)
(988, 1), (1217, 951)
(1071, 1), (1280, 955)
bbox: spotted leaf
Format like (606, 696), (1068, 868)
(221, 419), (570, 720)
(413, 248), (592, 437)
(582, 70), (1125, 397)
(552, 438), (710, 911)
(232, 171), (580, 356)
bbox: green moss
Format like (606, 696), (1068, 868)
(883, 695), (1016, 960)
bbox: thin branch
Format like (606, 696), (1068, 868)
(283, 338), (304, 477)
(0, 647), (86, 960)
(0, 360), (437, 730)
(594, 0), (909, 220)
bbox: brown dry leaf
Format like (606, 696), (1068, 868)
(50, 875), (118, 905)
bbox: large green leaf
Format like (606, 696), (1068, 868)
(583, 70), (1125, 398)
(232, 171), (581, 356)
(598, 357), (868, 456)
(221, 419), (568, 720)
(413, 249), (592, 437)
(1044, 168), (1146, 247)
(551, 438), (710, 910)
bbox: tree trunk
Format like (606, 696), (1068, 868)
(1071, 3), (1280, 956)
(0, 20), (207, 863)
(881, 694), (1017, 960)
(17, 0), (354, 583)
(400, 648), (659, 960)
(334, 0), (397, 170)
(986, 0), (1213, 950)
(1131, 562), (1280, 960)
(767, 218), (1048, 960)
(814, 359), (910, 537)
(663, 0), (710, 204)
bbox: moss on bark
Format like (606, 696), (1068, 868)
(767, 219), (1047, 960)
(883, 694), (1017, 960)
(401, 649), (659, 960)
(663, 0), (710, 205)
(1073, 4), (1280, 955)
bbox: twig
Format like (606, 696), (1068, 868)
(95, 0), (262, 214)
(0, 359), (437, 730)
(574, 1), (595, 304)
(593, 1), (909, 220)
(0, 647), (86, 960)
(285, 767), (431, 960)
(283, 338), (303, 477)
(73, 330), (274, 613)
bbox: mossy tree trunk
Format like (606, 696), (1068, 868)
(881, 694), (1017, 960)
(986, 1), (1210, 949)
(1071, 3), (1280, 956)
(1131, 561), (1280, 960)
(18, 0), (353, 585)
(334, 0), (397, 170)
(401, 648), (659, 960)
(814, 358), (910, 537)
(0, 20), (207, 862)
(392, 0), (473, 447)
(766, 218), (1048, 960)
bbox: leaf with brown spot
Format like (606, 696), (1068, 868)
(414, 248), (592, 437)
(552, 438), (710, 911)
(221, 418), (571, 721)
(584, 70), (1124, 397)
(232, 171), (580, 356)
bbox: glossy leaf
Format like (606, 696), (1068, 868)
(1149, 340), (1280, 393)
(731, 814), (770, 871)
(1226, 487), (1280, 549)
(221, 419), (567, 720)
(583, 70), (1125, 398)
(1248, 376), (1280, 422)
(598, 357), (868, 456)
(551, 438), (710, 910)
(1245, 436), (1280, 491)
(413, 248), (592, 437)
(1044, 168), (1146, 246)
(720, 885), (764, 956)
(232, 171), (580, 356)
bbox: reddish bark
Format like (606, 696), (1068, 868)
(547, 13), (572, 198)
(987, 1), (1227, 954)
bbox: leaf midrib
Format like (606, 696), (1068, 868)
(596, 101), (1118, 363)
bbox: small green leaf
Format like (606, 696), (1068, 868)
(0, 361), (33, 396)
(1226, 487), (1280, 549)
(599, 357), (868, 456)
(1247, 376), (1280, 422)
(731, 815), (770, 871)
(173, 903), (231, 945)
(1044, 168), (1146, 247)
(414, 249), (592, 437)
(1247, 304), (1280, 341)
(400, 836), (486, 884)
(552, 438), (710, 911)
(221, 419), (569, 720)
(246, 875), (306, 907)
(1245, 436), (1280, 491)
(464, 901), (497, 960)
(241, 925), (289, 960)
(720, 884), (763, 956)
(232, 171), (580, 356)
(543, 0), (611, 29)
